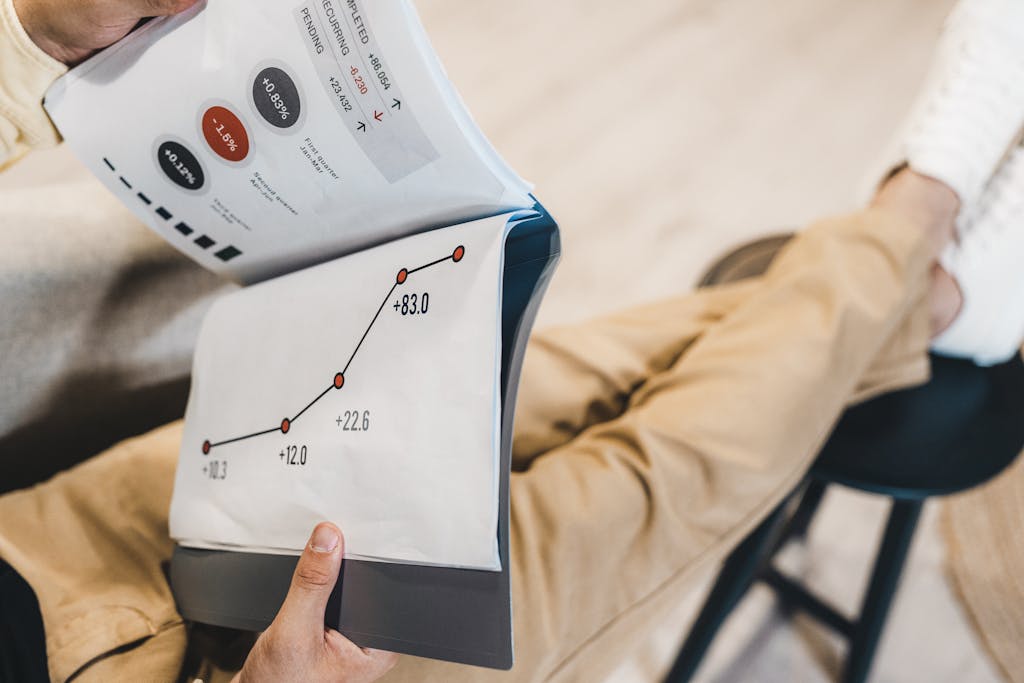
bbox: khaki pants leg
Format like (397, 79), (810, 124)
(0, 207), (932, 682)
(388, 207), (933, 682)
(0, 422), (185, 681)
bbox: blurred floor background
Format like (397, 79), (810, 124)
(2, 0), (1006, 680)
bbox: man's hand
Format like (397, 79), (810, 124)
(234, 523), (398, 683)
(13, 0), (201, 65)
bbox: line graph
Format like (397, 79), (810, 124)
(200, 244), (466, 454)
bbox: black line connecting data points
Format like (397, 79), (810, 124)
(201, 245), (466, 454)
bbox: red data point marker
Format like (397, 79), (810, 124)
(452, 245), (465, 262)
(281, 418), (291, 434)
(334, 372), (345, 389)
(396, 268), (408, 284)
(202, 440), (211, 455)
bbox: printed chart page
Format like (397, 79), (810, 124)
(44, 0), (533, 283)
(169, 213), (520, 571)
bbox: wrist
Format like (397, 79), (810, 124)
(12, 0), (73, 64)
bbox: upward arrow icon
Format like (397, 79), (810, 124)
(392, 98), (401, 110)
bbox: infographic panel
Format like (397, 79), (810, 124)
(295, 1), (438, 181)
(170, 214), (513, 571)
(45, 0), (532, 282)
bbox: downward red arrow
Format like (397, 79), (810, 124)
(373, 110), (383, 122)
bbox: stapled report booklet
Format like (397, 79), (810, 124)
(43, 0), (561, 668)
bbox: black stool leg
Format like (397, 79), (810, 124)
(841, 498), (923, 683)
(664, 500), (791, 683)
(782, 479), (827, 541)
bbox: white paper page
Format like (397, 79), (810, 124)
(169, 213), (518, 571)
(44, 0), (533, 283)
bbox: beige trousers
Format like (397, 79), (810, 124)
(0, 207), (933, 682)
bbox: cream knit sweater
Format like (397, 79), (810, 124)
(0, 0), (65, 170)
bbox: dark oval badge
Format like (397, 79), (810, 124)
(202, 105), (250, 162)
(253, 66), (301, 129)
(157, 140), (205, 190)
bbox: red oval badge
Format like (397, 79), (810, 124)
(201, 105), (250, 162)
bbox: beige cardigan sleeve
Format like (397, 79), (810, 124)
(0, 0), (66, 170)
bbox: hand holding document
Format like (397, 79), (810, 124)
(44, 0), (559, 665)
